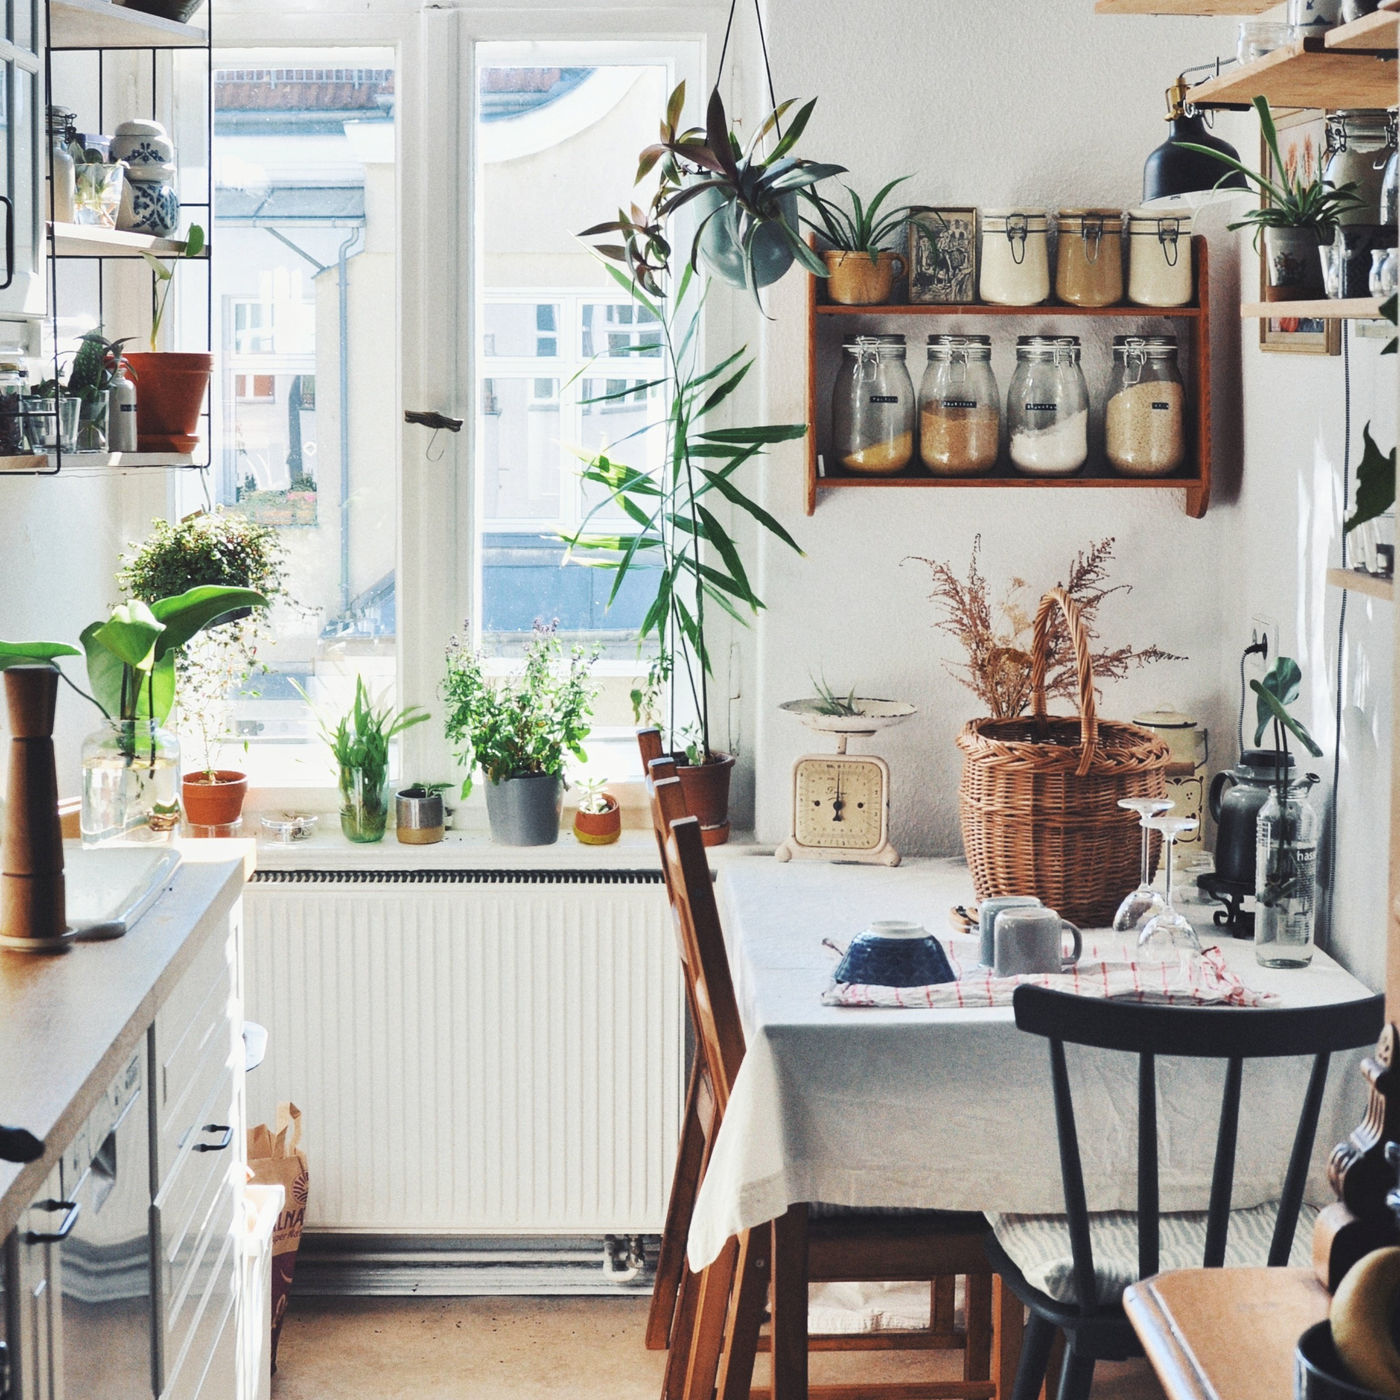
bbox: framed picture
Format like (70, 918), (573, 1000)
(909, 209), (977, 304)
(1259, 108), (1341, 356)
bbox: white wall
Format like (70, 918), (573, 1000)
(730, 0), (1390, 985)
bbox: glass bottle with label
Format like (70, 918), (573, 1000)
(1324, 109), (1394, 225)
(831, 334), (914, 475)
(1105, 335), (1186, 477)
(1006, 336), (1089, 476)
(47, 105), (76, 225)
(918, 334), (999, 476)
(979, 209), (1050, 306)
(108, 360), (138, 453)
(1255, 774), (1319, 968)
(1126, 209), (1193, 306)
(1055, 209), (1124, 307)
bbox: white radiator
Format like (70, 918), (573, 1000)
(243, 870), (682, 1239)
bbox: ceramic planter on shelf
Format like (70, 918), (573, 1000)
(485, 772), (563, 846)
(395, 786), (445, 845)
(573, 794), (622, 846)
(1262, 225), (1325, 300)
(823, 249), (905, 305)
(675, 752), (736, 846)
(123, 352), (213, 453)
(181, 770), (248, 830)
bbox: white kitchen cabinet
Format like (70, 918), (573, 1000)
(0, 0), (45, 319)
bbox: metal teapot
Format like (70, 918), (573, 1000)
(1208, 749), (1296, 890)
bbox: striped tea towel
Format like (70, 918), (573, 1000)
(822, 935), (1277, 1009)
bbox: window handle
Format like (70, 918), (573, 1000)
(404, 409), (462, 433)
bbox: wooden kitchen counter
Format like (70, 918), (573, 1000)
(1124, 1267), (1329, 1400)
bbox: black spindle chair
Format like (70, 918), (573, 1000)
(986, 984), (1384, 1400)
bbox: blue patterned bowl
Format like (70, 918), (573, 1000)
(833, 921), (956, 988)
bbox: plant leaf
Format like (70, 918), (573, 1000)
(1344, 422), (1396, 534)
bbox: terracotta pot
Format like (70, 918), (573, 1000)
(123, 352), (214, 450)
(181, 770), (248, 829)
(824, 249), (906, 306)
(675, 752), (736, 846)
(574, 793), (622, 846)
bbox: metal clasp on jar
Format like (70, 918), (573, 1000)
(1156, 218), (1182, 266)
(1051, 337), (1078, 365)
(1079, 215), (1106, 264)
(855, 336), (882, 384)
(1004, 214), (1029, 265)
(1120, 336), (1147, 385)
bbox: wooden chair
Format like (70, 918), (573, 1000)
(988, 984), (1386, 1400)
(656, 780), (1015, 1400)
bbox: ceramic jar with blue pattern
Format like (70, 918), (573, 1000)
(117, 162), (180, 238)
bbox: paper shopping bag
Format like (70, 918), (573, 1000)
(247, 1102), (308, 1372)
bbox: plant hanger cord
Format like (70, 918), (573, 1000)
(715, 0), (781, 135)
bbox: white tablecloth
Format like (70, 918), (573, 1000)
(686, 856), (1376, 1269)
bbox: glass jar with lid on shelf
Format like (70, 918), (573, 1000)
(979, 209), (1050, 306)
(1323, 109), (1395, 225)
(1006, 336), (1089, 477)
(831, 334), (915, 475)
(1126, 209), (1193, 306)
(1055, 209), (1124, 307)
(918, 334), (999, 476)
(1105, 335), (1186, 478)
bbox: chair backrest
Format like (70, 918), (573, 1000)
(640, 727), (683, 902)
(1011, 984), (1385, 1314)
(658, 799), (746, 1112)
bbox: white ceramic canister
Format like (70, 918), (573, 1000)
(117, 161), (180, 237)
(979, 209), (1050, 306)
(1126, 208), (1193, 307)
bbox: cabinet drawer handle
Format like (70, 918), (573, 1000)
(194, 1124), (233, 1152)
(25, 1198), (80, 1243)
(0, 196), (13, 292)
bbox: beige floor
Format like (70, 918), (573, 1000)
(271, 1295), (1166, 1400)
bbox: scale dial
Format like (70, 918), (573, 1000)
(792, 756), (886, 851)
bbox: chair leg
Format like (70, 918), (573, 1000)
(648, 1056), (708, 1351)
(933, 1276), (957, 1336)
(1010, 1313), (1057, 1400)
(680, 1238), (737, 1400)
(662, 1263), (702, 1400)
(1056, 1344), (1095, 1400)
(770, 1206), (809, 1400)
(993, 1276), (1025, 1399)
(965, 1273), (993, 1382)
(716, 1228), (770, 1400)
(1042, 1331), (1065, 1400)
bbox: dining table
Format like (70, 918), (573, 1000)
(686, 854), (1379, 1273)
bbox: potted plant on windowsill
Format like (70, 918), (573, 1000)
(118, 509), (287, 832)
(442, 623), (599, 846)
(573, 778), (622, 846)
(0, 584), (268, 843)
(801, 176), (920, 305)
(1178, 96), (1365, 300)
(122, 224), (210, 452)
(571, 85), (811, 843)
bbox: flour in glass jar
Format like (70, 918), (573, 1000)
(1009, 410), (1088, 473)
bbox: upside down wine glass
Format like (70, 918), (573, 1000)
(1112, 797), (1174, 932)
(1138, 814), (1201, 953)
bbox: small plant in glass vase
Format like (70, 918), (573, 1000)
(0, 585), (268, 843)
(441, 622), (599, 847)
(298, 676), (429, 844)
(1249, 657), (1324, 968)
(573, 776), (622, 846)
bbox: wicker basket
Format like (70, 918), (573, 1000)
(956, 587), (1172, 927)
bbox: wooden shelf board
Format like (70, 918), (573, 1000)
(1328, 566), (1395, 599)
(1326, 7), (1400, 49)
(1094, 0), (1274, 11)
(816, 301), (1201, 319)
(50, 223), (192, 258)
(816, 470), (1199, 490)
(1241, 296), (1385, 319)
(1188, 37), (1399, 109)
(49, 0), (207, 48)
(0, 454), (54, 474)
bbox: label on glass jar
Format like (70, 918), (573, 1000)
(1024, 402), (1058, 412)
(941, 398), (979, 409)
(1152, 401), (1170, 410)
(869, 395), (899, 404)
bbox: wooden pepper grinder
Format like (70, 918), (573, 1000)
(0, 665), (73, 951)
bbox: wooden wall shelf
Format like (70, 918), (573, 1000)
(1188, 32), (1398, 110)
(1241, 297), (1386, 320)
(804, 238), (1212, 519)
(1093, 0), (1273, 11)
(1328, 566), (1395, 600)
(49, 0), (207, 49)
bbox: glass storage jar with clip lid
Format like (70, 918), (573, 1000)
(918, 334), (999, 476)
(1006, 336), (1089, 477)
(831, 334), (915, 475)
(1323, 109), (1394, 225)
(1105, 335), (1185, 477)
(1056, 208), (1124, 307)
(979, 209), (1050, 306)
(1126, 208), (1193, 306)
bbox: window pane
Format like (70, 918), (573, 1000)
(581, 300), (660, 359)
(480, 375), (561, 523)
(190, 50), (397, 783)
(578, 375), (664, 524)
(482, 301), (560, 359)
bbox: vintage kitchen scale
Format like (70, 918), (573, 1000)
(774, 698), (916, 866)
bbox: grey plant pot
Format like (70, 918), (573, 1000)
(484, 772), (563, 846)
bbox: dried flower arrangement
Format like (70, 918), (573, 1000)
(907, 536), (1183, 720)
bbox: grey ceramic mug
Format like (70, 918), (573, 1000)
(994, 907), (1083, 977)
(977, 895), (1042, 967)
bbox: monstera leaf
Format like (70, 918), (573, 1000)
(1251, 656), (1323, 757)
